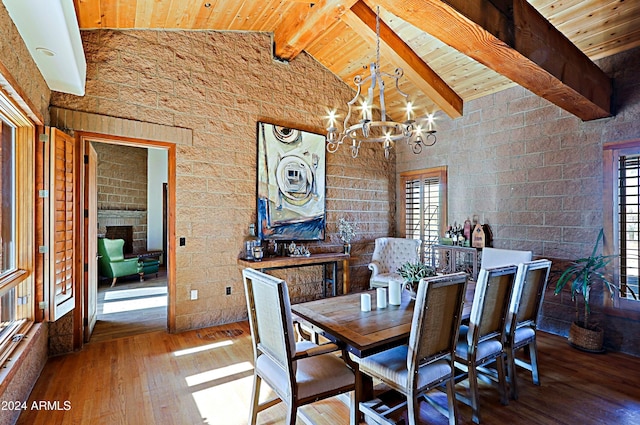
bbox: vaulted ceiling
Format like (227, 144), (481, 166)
(73, 0), (640, 121)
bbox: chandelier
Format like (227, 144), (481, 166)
(326, 6), (436, 159)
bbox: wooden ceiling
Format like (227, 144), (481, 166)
(73, 0), (640, 121)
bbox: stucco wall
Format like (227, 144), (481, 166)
(51, 29), (395, 331)
(396, 46), (640, 355)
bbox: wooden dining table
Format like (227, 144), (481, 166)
(291, 283), (474, 425)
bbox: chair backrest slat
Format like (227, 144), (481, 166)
(408, 272), (468, 371)
(508, 259), (552, 333)
(468, 266), (518, 346)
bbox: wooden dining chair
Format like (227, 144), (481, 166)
(358, 272), (468, 425)
(505, 259), (552, 400)
(454, 265), (519, 424)
(242, 268), (355, 425)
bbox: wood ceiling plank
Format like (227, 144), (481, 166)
(375, 0), (611, 120)
(118, 0), (137, 28)
(273, 0), (359, 61)
(135, 0), (156, 28)
(343, 1), (463, 118)
(193, 1), (217, 29)
(75, 0), (104, 28)
(101, 0), (118, 28)
(148, 0), (172, 28)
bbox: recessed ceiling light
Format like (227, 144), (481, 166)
(35, 47), (55, 57)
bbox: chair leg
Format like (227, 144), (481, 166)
(407, 391), (419, 425)
(496, 355), (509, 406)
(506, 346), (518, 400)
(529, 340), (540, 386)
(111, 277), (117, 287)
(468, 364), (481, 424)
(248, 374), (261, 425)
(285, 405), (298, 425)
(446, 377), (458, 425)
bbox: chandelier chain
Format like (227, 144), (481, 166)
(324, 4), (437, 158)
(376, 6), (380, 71)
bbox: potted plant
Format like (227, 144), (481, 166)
(397, 261), (437, 299)
(337, 218), (356, 254)
(554, 229), (617, 352)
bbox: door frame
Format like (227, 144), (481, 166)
(76, 131), (177, 346)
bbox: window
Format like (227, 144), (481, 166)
(400, 167), (447, 265)
(604, 142), (640, 312)
(0, 88), (34, 366)
(0, 120), (15, 275)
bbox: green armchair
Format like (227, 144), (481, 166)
(97, 238), (141, 287)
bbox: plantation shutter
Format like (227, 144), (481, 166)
(43, 127), (76, 321)
(401, 167), (447, 265)
(618, 154), (640, 301)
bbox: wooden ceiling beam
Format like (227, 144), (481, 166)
(343, 1), (463, 118)
(374, 0), (612, 121)
(273, 0), (358, 61)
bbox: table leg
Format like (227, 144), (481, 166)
(323, 265), (327, 298)
(342, 259), (350, 294)
(354, 366), (373, 425)
(332, 262), (338, 296)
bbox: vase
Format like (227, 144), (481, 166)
(343, 243), (351, 255)
(568, 321), (604, 352)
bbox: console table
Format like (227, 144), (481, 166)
(431, 244), (482, 281)
(237, 252), (350, 296)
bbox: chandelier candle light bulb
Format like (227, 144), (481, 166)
(324, 6), (437, 159)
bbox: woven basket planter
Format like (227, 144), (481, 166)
(568, 321), (604, 352)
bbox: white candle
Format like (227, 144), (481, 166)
(361, 293), (371, 312)
(389, 280), (402, 305)
(377, 288), (387, 309)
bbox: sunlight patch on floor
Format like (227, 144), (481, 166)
(192, 375), (258, 425)
(102, 294), (167, 314)
(104, 286), (167, 301)
(173, 340), (233, 357)
(186, 362), (254, 387)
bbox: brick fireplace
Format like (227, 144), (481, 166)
(98, 210), (147, 254)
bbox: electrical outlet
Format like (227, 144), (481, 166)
(190, 289), (198, 300)
(226, 286), (231, 295)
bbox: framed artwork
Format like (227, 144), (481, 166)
(256, 122), (326, 241)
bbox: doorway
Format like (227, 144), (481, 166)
(80, 133), (176, 344)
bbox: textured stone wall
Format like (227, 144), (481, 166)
(0, 1), (50, 415)
(94, 143), (149, 252)
(395, 46), (640, 355)
(51, 29), (395, 331)
(0, 4), (50, 122)
(95, 143), (148, 211)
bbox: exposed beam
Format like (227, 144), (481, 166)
(273, 0), (358, 61)
(374, 0), (612, 121)
(343, 1), (462, 118)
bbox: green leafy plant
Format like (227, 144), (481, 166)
(554, 229), (619, 330)
(397, 261), (436, 293)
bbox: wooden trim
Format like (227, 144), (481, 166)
(35, 126), (45, 322)
(76, 131), (177, 334)
(375, 0), (611, 120)
(602, 141), (640, 314)
(73, 132), (83, 350)
(0, 61), (44, 125)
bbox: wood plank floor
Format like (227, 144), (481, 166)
(90, 269), (167, 343)
(17, 321), (640, 425)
